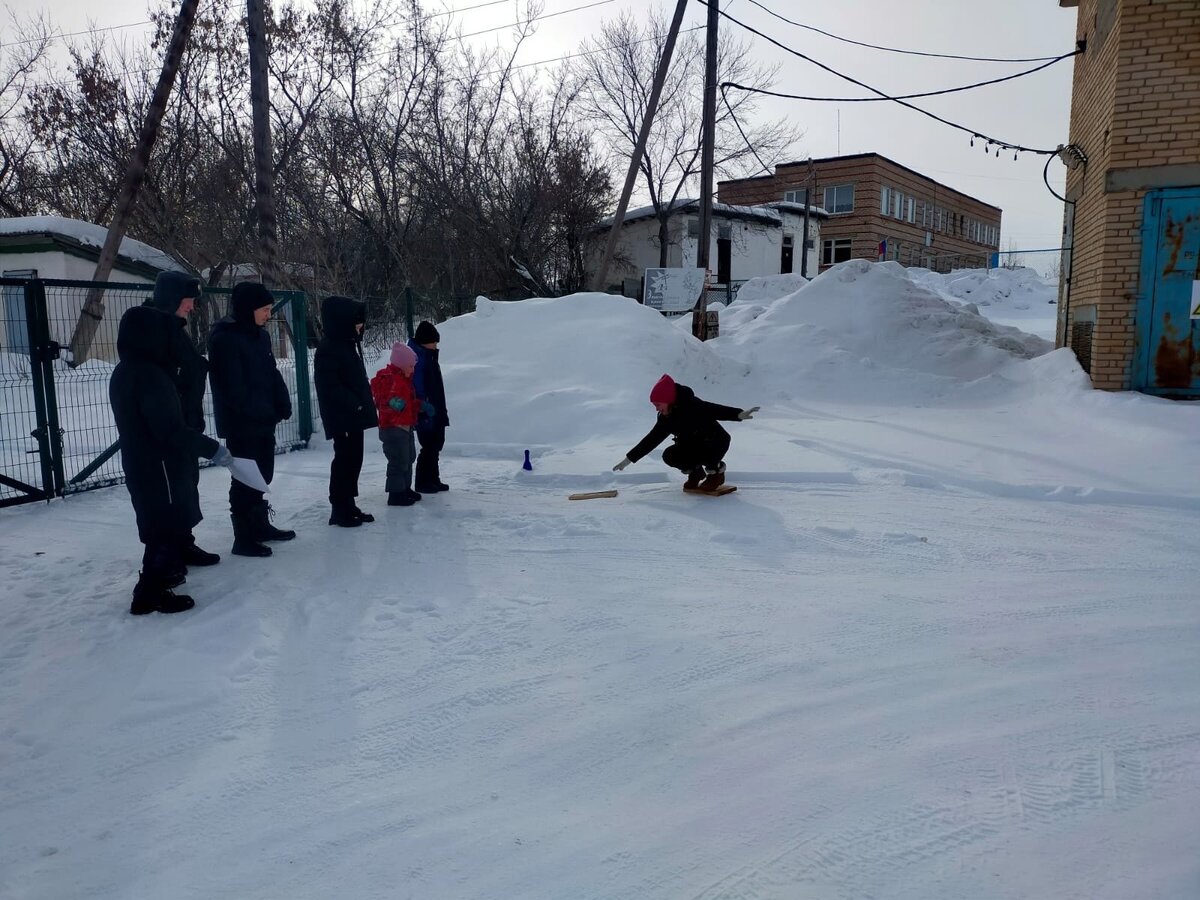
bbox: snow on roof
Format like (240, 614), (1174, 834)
(595, 198), (822, 230)
(0, 216), (187, 274)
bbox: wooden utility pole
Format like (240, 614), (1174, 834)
(67, 0), (200, 365)
(246, 0), (278, 287)
(590, 0), (690, 293)
(800, 158), (815, 277)
(692, 0), (719, 341)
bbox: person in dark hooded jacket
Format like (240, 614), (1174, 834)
(408, 320), (450, 493)
(109, 305), (232, 615)
(612, 374), (759, 492)
(208, 282), (295, 556)
(143, 270), (220, 565)
(314, 295), (379, 527)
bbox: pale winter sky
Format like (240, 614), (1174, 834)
(4, 0), (1078, 264)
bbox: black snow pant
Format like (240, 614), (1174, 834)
(661, 431), (730, 474)
(379, 426), (416, 494)
(226, 433), (276, 517)
(330, 430), (365, 506)
(414, 424), (446, 490)
(141, 535), (184, 583)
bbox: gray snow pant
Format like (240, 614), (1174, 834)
(379, 426), (416, 494)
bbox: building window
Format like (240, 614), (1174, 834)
(784, 188), (809, 205)
(822, 238), (853, 265)
(824, 184), (854, 214)
(880, 186), (890, 216)
(907, 198), (915, 223)
(687, 217), (700, 238)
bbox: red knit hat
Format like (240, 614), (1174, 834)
(649, 374), (677, 406)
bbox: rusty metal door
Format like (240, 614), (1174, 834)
(1135, 189), (1200, 395)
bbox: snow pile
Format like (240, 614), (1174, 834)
(377, 292), (725, 449)
(909, 266), (1059, 339)
(734, 272), (809, 304)
(720, 260), (1056, 403)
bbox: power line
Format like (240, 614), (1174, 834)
(743, 0), (1069, 63)
(705, 1), (1068, 155)
(0, 20), (153, 50)
(721, 49), (1077, 104)
(504, 23), (705, 73)
(720, 84), (773, 177)
(459, 0), (617, 40)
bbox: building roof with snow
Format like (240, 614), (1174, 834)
(0, 216), (187, 279)
(593, 198), (830, 231)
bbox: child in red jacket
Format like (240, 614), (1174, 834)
(371, 342), (421, 506)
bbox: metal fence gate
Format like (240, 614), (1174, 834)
(0, 279), (314, 508)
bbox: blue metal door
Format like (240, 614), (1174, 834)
(1136, 189), (1200, 395)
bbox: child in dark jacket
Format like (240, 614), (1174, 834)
(314, 295), (379, 527)
(613, 374), (759, 492)
(408, 320), (450, 493)
(371, 342), (421, 507)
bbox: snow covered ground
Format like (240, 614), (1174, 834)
(2, 262), (1198, 899)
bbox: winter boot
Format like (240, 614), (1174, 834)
(405, 489), (423, 502)
(683, 467), (706, 490)
(130, 575), (195, 616)
(699, 461), (726, 493)
(329, 502), (363, 528)
(231, 513), (273, 557)
(388, 491), (416, 507)
(257, 504), (296, 542)
(182, 542), (221, 567)
(352, 505), (375, 524)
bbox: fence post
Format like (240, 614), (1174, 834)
(23, 280), (63, 499)
(405, 287), (415, 340)
(291, 292), (314, 443)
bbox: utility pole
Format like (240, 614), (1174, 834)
(246, 0), (278, 287)
(692, 0), (719, 341)
(67, 0), (200, 365)
(590, 0), (690, 293)
(800, 158), (814, 278)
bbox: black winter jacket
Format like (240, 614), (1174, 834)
(408, 339), (450, 430)
(208, 314), (291, 439)
(142, 297), (208, 432)
(314, 296), (378, 439)
(109, 306), (220, 543)
(626, 384), (742, 462)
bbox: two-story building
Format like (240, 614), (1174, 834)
(718, 153), (1002, 273)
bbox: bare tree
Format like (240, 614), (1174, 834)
(574, 8), (800, 266)
(0, 9), (52, 215)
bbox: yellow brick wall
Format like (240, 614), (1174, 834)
(1062, 0), (1200, 390)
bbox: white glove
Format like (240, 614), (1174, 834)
(738, 406), (760, 421)
(211, 445), (233, 467)
(612, 457), (632, 472)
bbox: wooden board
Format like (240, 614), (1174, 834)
(568, 490), (619, 501)
(683, 484), (738, 496)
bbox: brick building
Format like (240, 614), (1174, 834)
(1056, 0), (1200, 396)
(718, 153), (1002, 273)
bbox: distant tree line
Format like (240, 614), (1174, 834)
(0, 0), (796, 304)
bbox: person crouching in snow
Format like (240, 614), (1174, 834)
(613, 374), (759, 492)
(371, 342), (421, 507)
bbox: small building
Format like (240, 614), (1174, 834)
(1055, 0), (1200, 396)
(0, 216), (187, 361)
(719, 153), (1002, 273)
(588, 198), (826, 296)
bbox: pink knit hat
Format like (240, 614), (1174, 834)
(649, 373), (677, 406)
(390, 341), (417, 373)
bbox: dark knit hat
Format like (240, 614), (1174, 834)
(231, 282), (274, 324)
(414, 320), (440, 344)
(148, 270), (202, 313)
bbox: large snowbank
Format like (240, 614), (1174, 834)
(910, 265), (1059, 339)
(373, 293), (725, 449)
(733, 272), (809, 303)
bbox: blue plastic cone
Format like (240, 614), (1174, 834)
(523, 449), (532, 471)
